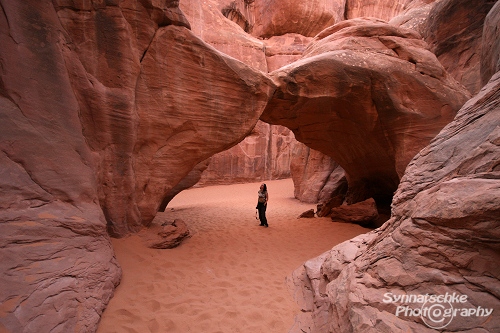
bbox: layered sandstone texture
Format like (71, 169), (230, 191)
(54, 0), (275, 236)
(289, 70), (500, 333)
(423, 0), (498, 95)
(180, 0), (308, 187)
(197, 121), (295, 186)
(0, 0), (275, 331)
(0, 1), (122, 332)
(186, 0), (493, 203)
(291, 143), (346, 204)
(261, 18), (471, 205)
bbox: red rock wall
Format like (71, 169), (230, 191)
(423, 0), (497, 95)
(0, 1), (274, 331)
(261, 18), (470, 206)
(481, 1), (500, 87)
(0, 1), (121, 331)
(196, 121), (295, 186)
(289, 69), (500, 333)
(2, 1), (500, 332)
(180, 0), (305, 188)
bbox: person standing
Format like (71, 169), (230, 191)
(256, 183), (269, 227)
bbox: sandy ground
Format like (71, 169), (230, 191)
(97, 178), (370, 333)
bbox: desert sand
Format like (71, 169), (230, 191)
(97, 178), (370, 333)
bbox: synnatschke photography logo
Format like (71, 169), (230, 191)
(383, 292), (494, 329)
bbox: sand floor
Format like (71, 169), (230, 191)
(97, 178), (370, 333)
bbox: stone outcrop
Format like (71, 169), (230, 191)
(261, 18), (471, 207)
(57, 3), (275, 236)
(329, 198), (379, 226)
(138, 219), (190, 249)
(423, 0), (497, 95)
(289, 71), (500, 333)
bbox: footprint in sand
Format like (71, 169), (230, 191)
(147, 299), (161, 311)
(247, 311), (264, 321)
(114, 309), (141, 323)
(224, 310), (239, 319)
(147, 319), (159, 333)
(213, 280), (235, 288)
(238, 289), (251, 297)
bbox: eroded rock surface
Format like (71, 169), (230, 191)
(290, 71), (500, 333)
(481, 1), (500, 86)
(261, 18), (470, 206)
(251, 0), (345, 38)
(0, 1), (121, 332)
(55, 2), (275, 235)
(291, 143), (346, 204)
(197, 121), (295, 186)
(346, 0), (414, 21)
(423, 0), (497, 95)
(0, 0), (274, 331)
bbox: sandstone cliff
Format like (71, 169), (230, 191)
(0, 0), (274, 331)
(261, 18), (470, 206)
(1, 0), (499, 332)
(289, 67), (500, 333)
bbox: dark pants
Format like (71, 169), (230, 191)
(257, 203), (268, 226)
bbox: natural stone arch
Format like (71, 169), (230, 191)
(260, 18), (471, 207)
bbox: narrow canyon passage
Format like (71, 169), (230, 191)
(97, 179), (370, 333)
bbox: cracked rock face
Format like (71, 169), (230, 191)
(261, 18), (471, 206)
(289, 71), (500, 333)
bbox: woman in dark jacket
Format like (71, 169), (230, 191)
(256, 183), (268, 227)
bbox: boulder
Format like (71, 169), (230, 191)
(290, 70), (500, 333)
(298, 209), (316, 219)
(139, 219), (191, 249)
(329, 198), (379, 226)
(261, 18), (470, 207)
(316, 194), (345, 218)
